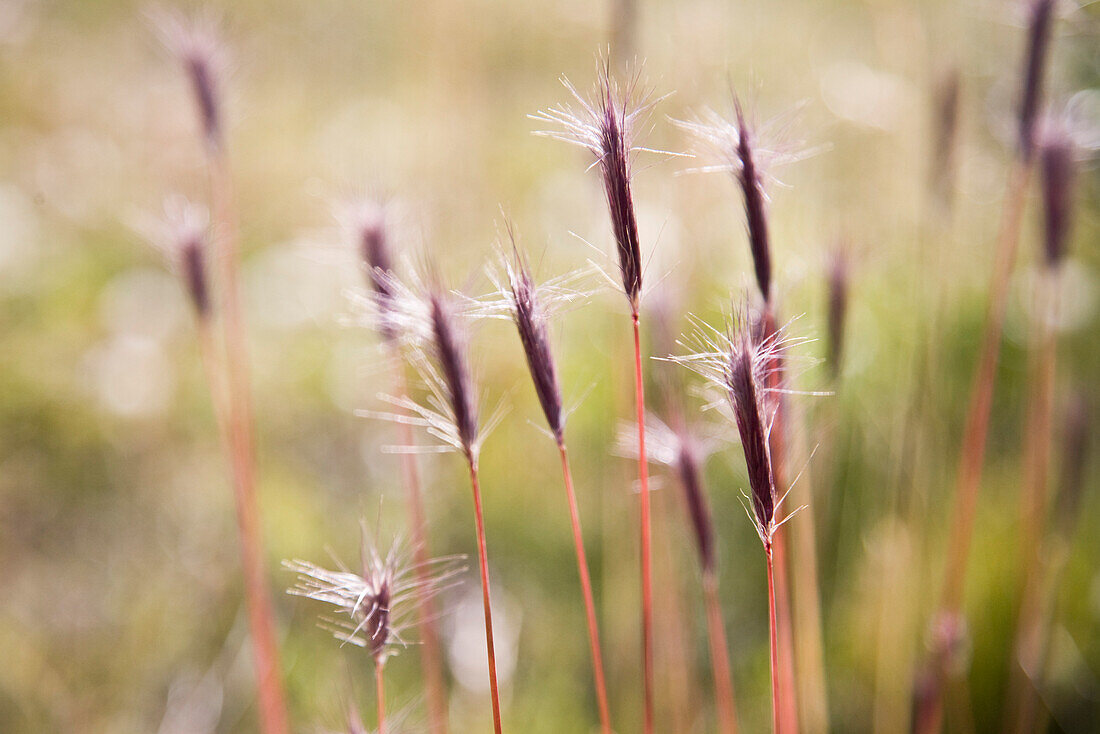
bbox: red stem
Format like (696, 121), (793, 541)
(767, 543), (780, 734)
(466, 458), (504, 734)
(208, 148), (289, 734)
(917, 159), (1033, 734)
(375, 663), (387, 734)
(632, 312), (655, 734)
(390, 357), (449, 734)
(703, 569), (740, 734)
(558, 442), (613, 734)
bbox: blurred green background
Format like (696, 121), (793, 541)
(0, 0), (1097, 732)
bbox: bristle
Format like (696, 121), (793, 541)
(1038, 124), (1076, 268)
(726, 324), (777, 540)
(429, 291), (479, 457)
(505, 245), (565, 441)
(735, 104), (773, 302)
(1019, 0), (1055, 159)
(827, 248), (849, 378)
(675, 436), (716, 572)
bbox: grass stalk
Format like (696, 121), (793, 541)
(632, 311), (655, 734)
(767, 542), (781, 734)
(206, 146), (290, 734)
(557, 441), (613, 734)
(465, 457), (504, 734)
(389, 357), (449, 734)
(702, 569), (739, 734)
(375, 663), (388, 734)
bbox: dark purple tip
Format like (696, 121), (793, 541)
(827, 249), (850, 378)
(429, 291), (479, 456)
(726, 326), (776, 537)
(598, 85), (643, 311)
(675, 436), (716, 572)
(357, 211), (398, 340)
(364, 577), (391, 662)
(1019, 0), (1055, 159)
(735, 104), (772, 302)
(180, 236), (210, 318)
(507, 249), (564, 441)
(1039, 128), (1076, 267)
(186, 54), (221, 150)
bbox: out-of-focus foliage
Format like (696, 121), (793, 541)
(0, 0), (1096, 732)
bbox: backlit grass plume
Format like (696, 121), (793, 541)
(286, 533), (463, 734)
(534, 62), (664, 732)
(340, 198), (452, 734)
(482, 233), (612, 733)
(672, 305), (808, 733)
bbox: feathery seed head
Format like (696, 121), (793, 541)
(138, 196), (212, 318)
(533, 64), (662, 312)
(340, 199), (398, 339)
(676, 102), (813, 304)
(1038, 120), (1077, 268)
(286, 535), (463, 665)
(670, 303), (810, 543)
(675, 428), (717, 572)
(827, 247), (850, 377)
(1019, 0), (1056, 159)
(502, 242), (565, 441)
(150, 7), (227, 151)
(429, 288), (479, 458)
(1053, 393), (1090, 540)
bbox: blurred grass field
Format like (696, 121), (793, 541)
(0, 0), (1097, 731)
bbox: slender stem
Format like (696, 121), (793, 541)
(703, 569), (739, 734)
(632, 311), (654, 734)
(767, 543), (781, 734)
(918, 156), (1034, 734)
(558, 442), (613, 734)
(375, 663), (387, 734)
(207, 149), (289, 734)
(762, 307), (800, 734)
(466, 458), (503, 734)
(1005, 270), (1060, 733)
(389, 354), (449, 734)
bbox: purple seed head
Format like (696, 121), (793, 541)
(1038, 123), (1076, 268)
(930, 67), (961, 208)
(1019, 0), (1056, 159)
(674, 434), (716, 572)
(180, 235), (210, 318)
(505, 246), (564, 442)
(735, 103), (772, 302)
(429, 290), (479, 457)
(598, 84), (644, 311)
(150, 8), (226, 151)
(827, 248), (850, 377)
(726, 321), (777, 540)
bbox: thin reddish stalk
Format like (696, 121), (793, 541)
(1005, 273), (1060, 732)
(703, 570), (739, 734)
(632, 312), (655, 734)
(767, 543), (781, 734)
(375, 664), (387, 734)
(207, 149), (289, 734)
(940, 160), (1032, 613)
(466, 459), (504, 734)
(918, 157), (1033, 734)
(389, 357), (449, 734)
(762, 308), (800, 734)
(558, 442), (613, 734)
